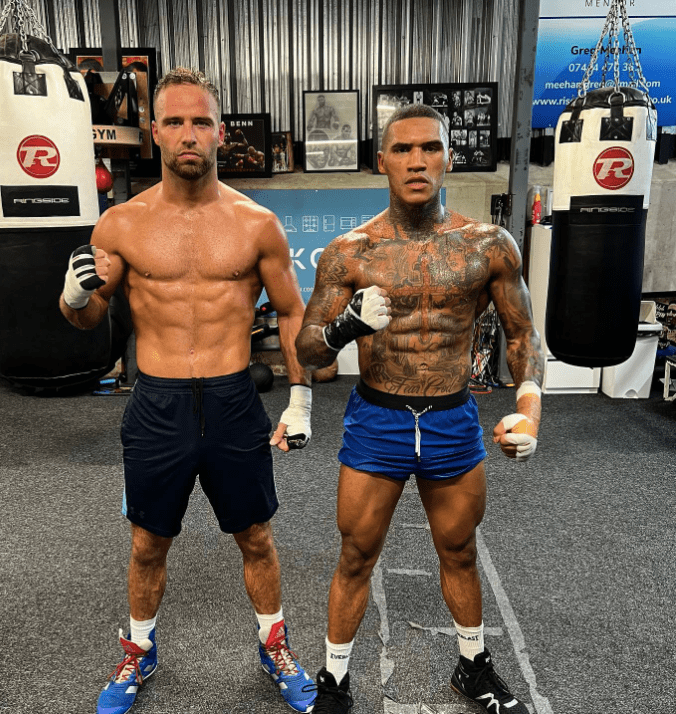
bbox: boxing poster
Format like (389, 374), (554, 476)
(218, 113), (272, 179)
(303, 91), (360, 173)
(372, 83), (498, 174)
(271, 131), (295, 173)
(532, 0), (676, 128)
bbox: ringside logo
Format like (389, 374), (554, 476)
(593, 147), (634, 191)
(580, 206), (636, 213)
(17, 135), (60, 178)
(1, 185), (80, 218)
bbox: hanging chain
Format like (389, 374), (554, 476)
(16, 0), (29, 54)
(580, 6), (615, 96)
(0, 0), (15, 35)
(619, 0), (652, 96)
(578, 0), (652, 102)
(19, 0), (58, 50)
(600, 30), (612, 88)
(0, 0), (60, 55)
(610, 5), (621, 91)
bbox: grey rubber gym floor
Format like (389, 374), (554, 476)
(0, 375), (674, 713)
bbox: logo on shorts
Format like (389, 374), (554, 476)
(17, 135), (61, 178)
(593, 147), (634, 190)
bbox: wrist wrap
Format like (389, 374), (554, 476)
(323, 292), (377, 351)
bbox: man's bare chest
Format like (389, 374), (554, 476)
(358, 240), (490, 303)
(121, 221), (258, 283)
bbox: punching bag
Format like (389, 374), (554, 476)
(0, 34), (129, 390)
(546, 87), (656, 367)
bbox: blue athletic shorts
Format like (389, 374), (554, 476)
(338, 379), (487, 481)
(121, 369), (277, 537)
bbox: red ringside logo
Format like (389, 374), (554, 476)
(17, 135), (61, 178)
(593, 147), (634, 191)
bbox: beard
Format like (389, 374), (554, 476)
(163, 149), (215, 180)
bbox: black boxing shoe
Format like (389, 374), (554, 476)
(450, 648), (529, 713)
(311, 667), (353, 713)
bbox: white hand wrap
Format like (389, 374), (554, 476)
(497, 413), (538, 462)
(516, 380), (542, 401)
(323, 286), (390, 351)
(279, 385), (312, 449)
(63, 245), (105, 309)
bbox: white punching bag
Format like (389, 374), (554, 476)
(546, 86), (656, 367)
(0, 33), (119, 389)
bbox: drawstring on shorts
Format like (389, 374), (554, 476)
(405, 405), (432, 462)
(192, 377), (205, 437)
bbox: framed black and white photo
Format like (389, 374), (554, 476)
(303, 90), (360, 172)
(271, 131), (295, 173)
(372, 83), (498, 173)
(217, 113), (272, 179)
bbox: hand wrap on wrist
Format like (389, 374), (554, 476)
(279, 385), (312, 449)
(498, 381), (541, 462)
(63, 245), (105, 309)
(322, 286), (390, 351)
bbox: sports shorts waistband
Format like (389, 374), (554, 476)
(136, 369), (251, 393)
(356, 379), (470, 411)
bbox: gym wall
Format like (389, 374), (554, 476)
(9, 0), (520, 143)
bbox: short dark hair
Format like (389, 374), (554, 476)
(380, 103), (449, 151)
(154, 67), (220, 111)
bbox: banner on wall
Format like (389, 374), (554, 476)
(533, 0), (676, 128)
(242, 188), (445, 302)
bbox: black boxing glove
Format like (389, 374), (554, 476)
(322, 286), (391, 351)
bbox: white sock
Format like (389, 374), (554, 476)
(454, 620), (484, 661)
(326, 636), (354, 685)
(130, 615), (156, 645)
(256, 608), (284, 645)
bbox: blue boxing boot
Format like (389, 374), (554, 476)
(97, 629), (157, 714)
(259, 621), (316, 712)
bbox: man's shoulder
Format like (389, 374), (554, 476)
(221, 183), (278, 223)
(331, 215), (384, 249)
(92, 185), (164, 253)
(444, 211), (509, 242)
(106, 183), (157, 219)
(95, 189), (151, 231)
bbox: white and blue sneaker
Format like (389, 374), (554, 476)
(259, 621), (316, 712)
(97, 629), (158, 714)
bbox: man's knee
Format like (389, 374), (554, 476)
(433, 524), (478, 568)
(337, 534), (382, 579)
(130, 524), (172, 567)
(234, 521), (276, 561)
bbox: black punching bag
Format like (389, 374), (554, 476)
(546, 87), (656, 367)
(0, 35), (129, 390)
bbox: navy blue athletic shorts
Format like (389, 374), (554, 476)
(338, 379), (487, 481)
(121, 369), (277, 537)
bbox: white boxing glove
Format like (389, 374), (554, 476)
(278, 385), (312, 449)
(494, 413), (538, 462)
(63, 245), (106, 309)
(323, 286), (391, 351)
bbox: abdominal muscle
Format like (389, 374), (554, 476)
(359, 326), (475, 397)
(127, 273), (256, 379)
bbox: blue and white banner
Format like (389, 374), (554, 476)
(242, 188), (444, 303)
(533, 0), (676, 128)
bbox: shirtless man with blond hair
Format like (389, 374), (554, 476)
(296, 103), (544, 714)
(60, 67), (315, 714)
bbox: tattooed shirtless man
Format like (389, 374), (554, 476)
(296, 104), (545, 714)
